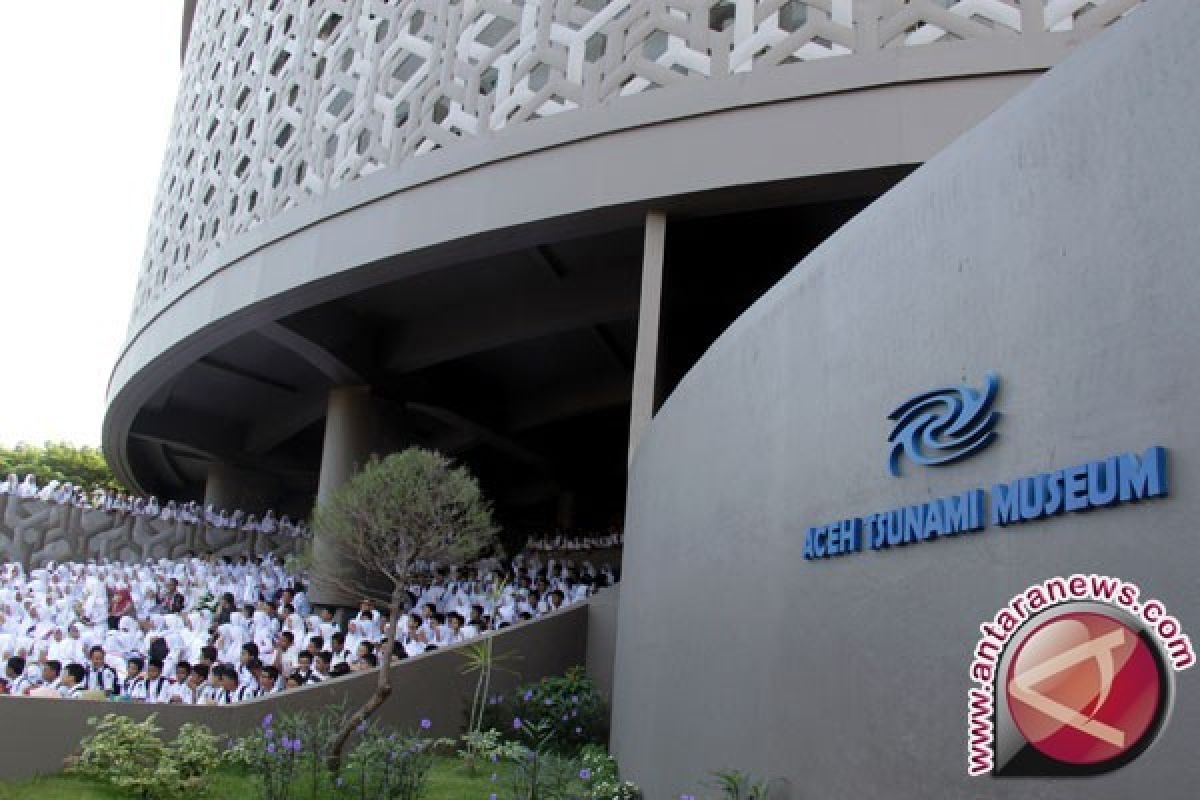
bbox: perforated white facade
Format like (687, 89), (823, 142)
(130, 0), (1139, 325)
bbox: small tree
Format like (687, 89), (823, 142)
(312, 448), (498, 773)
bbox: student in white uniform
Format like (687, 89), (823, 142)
(123, 657), (146, 699)
(85, 646), (119, 695)
(61, 664), (86, 698)
(6, 656), (32, 696)
(40, 660), (63, 694)
(142, 659), (171, 703)
(168, 667), (203, 704)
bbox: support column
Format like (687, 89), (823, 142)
(204, 462), (278, 512)
(312, 385), (376, 606)
(316, 385), (375, 504)
(628, 210), (667, 464)
(556, 491), (577, 530)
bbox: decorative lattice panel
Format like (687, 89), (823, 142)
(130, 0), (1142, 324)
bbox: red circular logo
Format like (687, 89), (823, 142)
(1005, 611), (1164, 766)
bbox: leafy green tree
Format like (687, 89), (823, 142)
(0, 441), (124, 492)
(311, 447), (499, 773)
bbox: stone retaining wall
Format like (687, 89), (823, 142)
(0, 496), (302, 570)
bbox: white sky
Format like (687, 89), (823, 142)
(0, 1), (184, 447)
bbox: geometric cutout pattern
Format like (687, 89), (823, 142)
(130, 0), (1144, 324)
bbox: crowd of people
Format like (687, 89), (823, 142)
(0, 550), (618, 704)
(524, 527), (624, 552)
(0, 474), (309, 538)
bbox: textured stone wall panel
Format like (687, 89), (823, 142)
(0, 497), (301, 570)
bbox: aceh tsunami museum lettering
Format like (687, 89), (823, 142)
(804, 372), (1169, 561)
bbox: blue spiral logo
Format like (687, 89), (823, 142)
(887, 372), (1001, 476)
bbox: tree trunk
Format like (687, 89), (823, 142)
(326, 585), (406, 775)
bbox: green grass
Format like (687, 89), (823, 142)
(0, 758), (507, 800)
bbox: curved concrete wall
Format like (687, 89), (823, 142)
(0, 600), (592, 779)
(611, 1), (1199, 797)
(133, 0), (1133, 324)
(0, 496), (301, 570)
(106, 1), (1142, 494)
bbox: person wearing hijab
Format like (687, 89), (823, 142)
(16, 475), (38, 499)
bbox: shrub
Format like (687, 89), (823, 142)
(336, 723), (453, 800)
(483, 667), (607, 754)
(578, 746), (643, 800)
(71, 714), (222, 800)
(702, 769), (780, 800)
(458, 728), (526, 776)
(168, 723), (223, 783)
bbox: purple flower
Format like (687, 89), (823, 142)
(280, 735), (292, 750)
(561, 714), (569, 722)
(266, 742), (276, 754)
(356, 721), (367, 734)
(420, 718), (431, 730)
(490, 753), (499, 763)
(489, 795), (498, 800)
(261, 713), (274, 729)
(574, 726), (582, 735)
(523, 690), (533, 701)
(512, 717), (523, 730)
(543, 699), (554, 707)
(290, 738), (302, 753)
(580, 768), (592, 781)
(571, 695), (579, 704)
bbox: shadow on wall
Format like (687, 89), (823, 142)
(0, 601), (593, 779)
(0, 496), (301, 570)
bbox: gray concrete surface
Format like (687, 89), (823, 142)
(107, 36), (1077, 496)
(0, 496), (300, 570)
(610, 0), (1200, 797)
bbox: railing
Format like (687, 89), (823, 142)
(0, 496), (301, 570)
(131, 0), (1141, 322)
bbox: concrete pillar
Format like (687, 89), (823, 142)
(203, 463), (236, 509)
(556, 491), (576, 530)
(203, 462), (277, 512)
(316, 385), (376, 504)
(312, 385), (376, 606)
(628, 209), (667, 464)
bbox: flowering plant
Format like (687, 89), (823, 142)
(484, 667), (607, 754)
(578, 745), (643, 800)
(335, 721), (453, 800)
(252, 713), (304, 800)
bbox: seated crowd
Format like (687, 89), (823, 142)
(0, 473), (309, 538)
(0, 551), (618, 703)
(524, 527), (624, 552)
